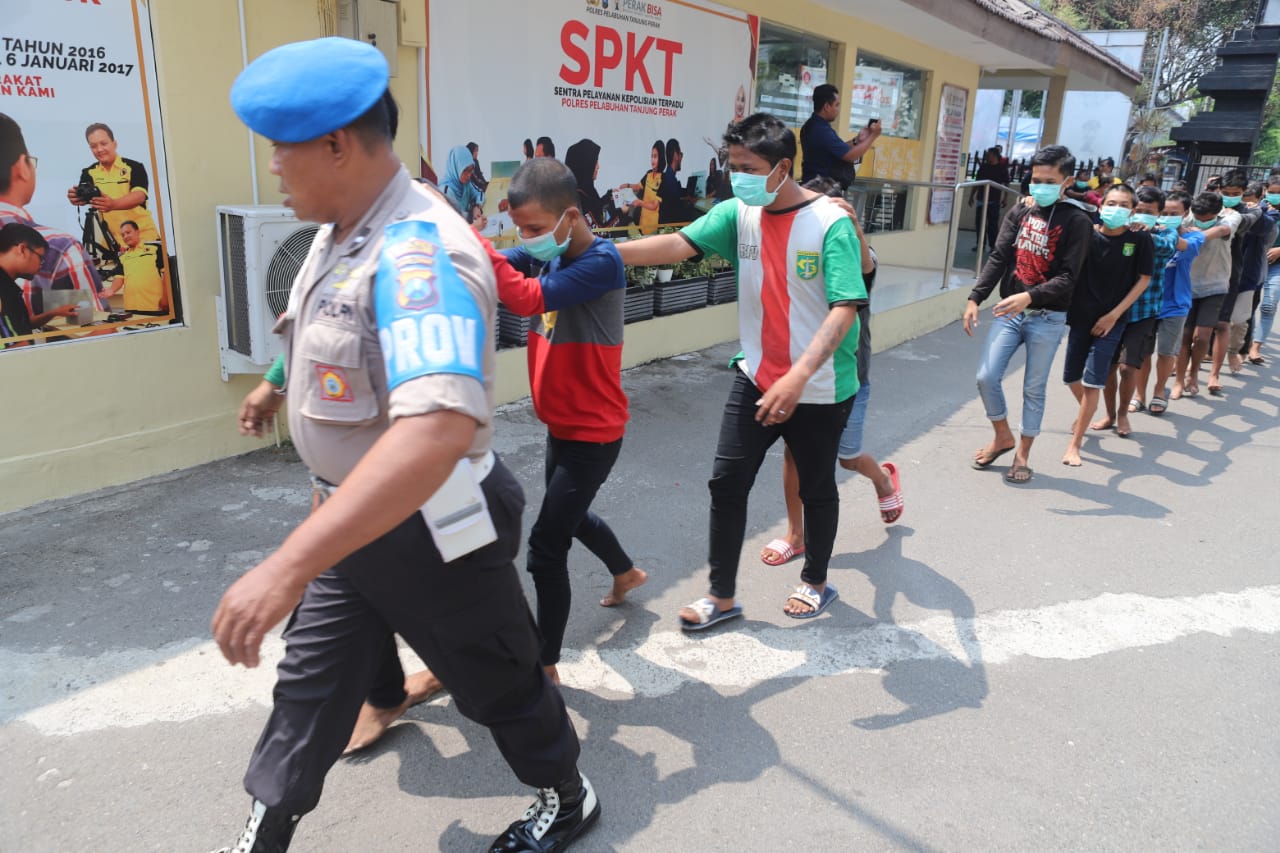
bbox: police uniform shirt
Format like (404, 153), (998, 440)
(118, 242), (165, 313)
(279, 167), (498, 485)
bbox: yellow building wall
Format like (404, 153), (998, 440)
(0, 0), (979, 514)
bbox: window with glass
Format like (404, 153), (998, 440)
(754, 22), (838, 127)
(848, 52), (928, 140)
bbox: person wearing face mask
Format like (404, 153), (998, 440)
(1088, 157), (1122, 191)
(1207, 171), (1268, 391)
(617, 112), (868, 626)
(1174, 191), (1241, 399)
(1060, 184), (1153, 465)
(1094, 185), (1175, 430)
(1143, 191), (1203, 413)
(1229, 182), (1278, 371)
(1063, 166), (1101, 215)
(485, 157), (645, 682)
(964, 144), (1093, 484)
(1246, 174), (1280, 365)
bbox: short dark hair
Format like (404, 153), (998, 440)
(1170, 180), (1189, 192)
(1266, 174), (1280, 190)
(1100, 157), (1115, 167)
(121, 219), (140, 231)
(536, 136), (555, 157)
(346, 89), (398, 149)
(1140, 172), (1159, 184)
(802, 176), (843, 197)
(1164, 190), (1192, 212)
(0, 112), (27, 195)
(1190, 191), (1223, 218)
(523, 138), (534, 159)
(1029, 144), (1075, 178)
(1220, 169), (1248, 190)
(665, 138), (681, 163)
(1245, 181), (1265, 199)
(85, 122), (114, 141)
(723, 112), (795, 168)
(812, 84), (839, 111)
(1102, 183), (1136, 204)
(1135, 185), (1165, 207)
(0, 221), (47, 253)
(507, 157), (578, 215)
(466, 142), (478, 155)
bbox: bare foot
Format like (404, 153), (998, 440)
(600, 566), (648, 607)
(343, 670), (444, 755)
(1170, 383), (1184, 400)
(544, 664), (561, 685)
(1089, 415), (1114, 431)
(1062, 446), (1083, 467)
(1115, 413), (1131, 438)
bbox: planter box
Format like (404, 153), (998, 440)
(497, 305), (531, 349)
(654, 276), (709, 316)
(624, 286), (655, 324)
(707, 270), (737, 305)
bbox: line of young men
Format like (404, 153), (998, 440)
(967, 148), (1277, 480)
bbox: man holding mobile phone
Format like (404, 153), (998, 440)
(800, 84), (882, 191)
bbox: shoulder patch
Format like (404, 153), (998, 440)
(375, 219), (486, 390)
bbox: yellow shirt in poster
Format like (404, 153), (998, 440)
(639, 170), (662, 235)
(83, 156), (161, 244)
(118, 243), (165, 313)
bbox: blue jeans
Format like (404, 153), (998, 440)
(1256, 264), (1280, 346)
(975, 309), (1068, 438)
(1062, 320), (1126, 388)
(837, 381), (871, 460)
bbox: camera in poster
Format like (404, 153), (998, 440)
(0, 0), (178, 352)
(427, 0), (758, 243)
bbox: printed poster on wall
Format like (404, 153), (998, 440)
(427, 0), (759, 244)
(928, 83), (968, 225)
(1, 0), (178, 351)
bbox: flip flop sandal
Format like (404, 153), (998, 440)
(760, 538), (805, 567)
(1248, 356), (1267, 365)
(1148, 397), (1168, 415)
(878, 462), (904, 524)
(1004, 465), (1034, 484)
(1128, 397), (1146, 413)
(785, 583), (838, 620)
(971, 445), (1015, 469)
(679, 598), (744, 632)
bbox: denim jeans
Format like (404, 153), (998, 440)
(975, 309), (1068, 437)
(708, 372), (854, 599)
(1256, 264), (1280, 346)
(837, 381), (871, 460)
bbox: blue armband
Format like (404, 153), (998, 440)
(375, 220), (486, 390)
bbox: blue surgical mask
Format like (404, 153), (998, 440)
(519, 211), (571, 262)
(1099, 206), (1132, 229)
(1028, 182), (1062, 207)
(1157, 215), (1184, 230)
(1221, 194), (1242, 208)
(1267, 193), (1280, 206)
(731, 163), (783, 207)
(1191, 218), (1217, 230)
(1130, 213), (1157, 228)
(1075, 180), (1090, 190)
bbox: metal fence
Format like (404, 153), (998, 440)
(1187, 161), (1275, 192)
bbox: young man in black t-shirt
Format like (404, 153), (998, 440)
(1062, 184), (1154, 466)
(0, 223), (78, 346)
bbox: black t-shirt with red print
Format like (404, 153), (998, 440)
(970, 200), (1094, 312)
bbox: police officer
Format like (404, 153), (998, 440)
(212, 38), (600, 853)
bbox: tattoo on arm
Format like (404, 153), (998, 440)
(796, 308), (857, 376)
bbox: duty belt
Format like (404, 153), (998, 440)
(310, 449), (496, 502)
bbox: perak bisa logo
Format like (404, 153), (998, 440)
(587, 0), (663, 20)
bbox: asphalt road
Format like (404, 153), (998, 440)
(3, 320), (1278, 851)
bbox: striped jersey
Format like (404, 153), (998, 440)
(681, 196), (866, 404)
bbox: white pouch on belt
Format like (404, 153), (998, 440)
(420, 457), (498, 562)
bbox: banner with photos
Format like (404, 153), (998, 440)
(427, 0), (759, 245)
(1, 0), (178, 351)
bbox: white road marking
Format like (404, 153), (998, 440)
(4, 585), (1279, 736)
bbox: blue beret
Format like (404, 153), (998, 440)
(231, 37), (389, 143)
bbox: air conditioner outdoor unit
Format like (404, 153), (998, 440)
(215, 204), (319, 380)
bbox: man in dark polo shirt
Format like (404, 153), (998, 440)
(799, 84), (881, 190)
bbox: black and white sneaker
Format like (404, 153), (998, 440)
(210, 799), (300, 853)
(489, 772), (601, 852)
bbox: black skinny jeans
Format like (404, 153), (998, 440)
(708, 371), (854, 600)
(527, 434), (632, 666)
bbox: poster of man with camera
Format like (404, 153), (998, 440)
(0, 0), (178, 350)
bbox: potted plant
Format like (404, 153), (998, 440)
(654, 255), (709, 316)
(624, 263), (656, 324)
(705, 253), (737, 304)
